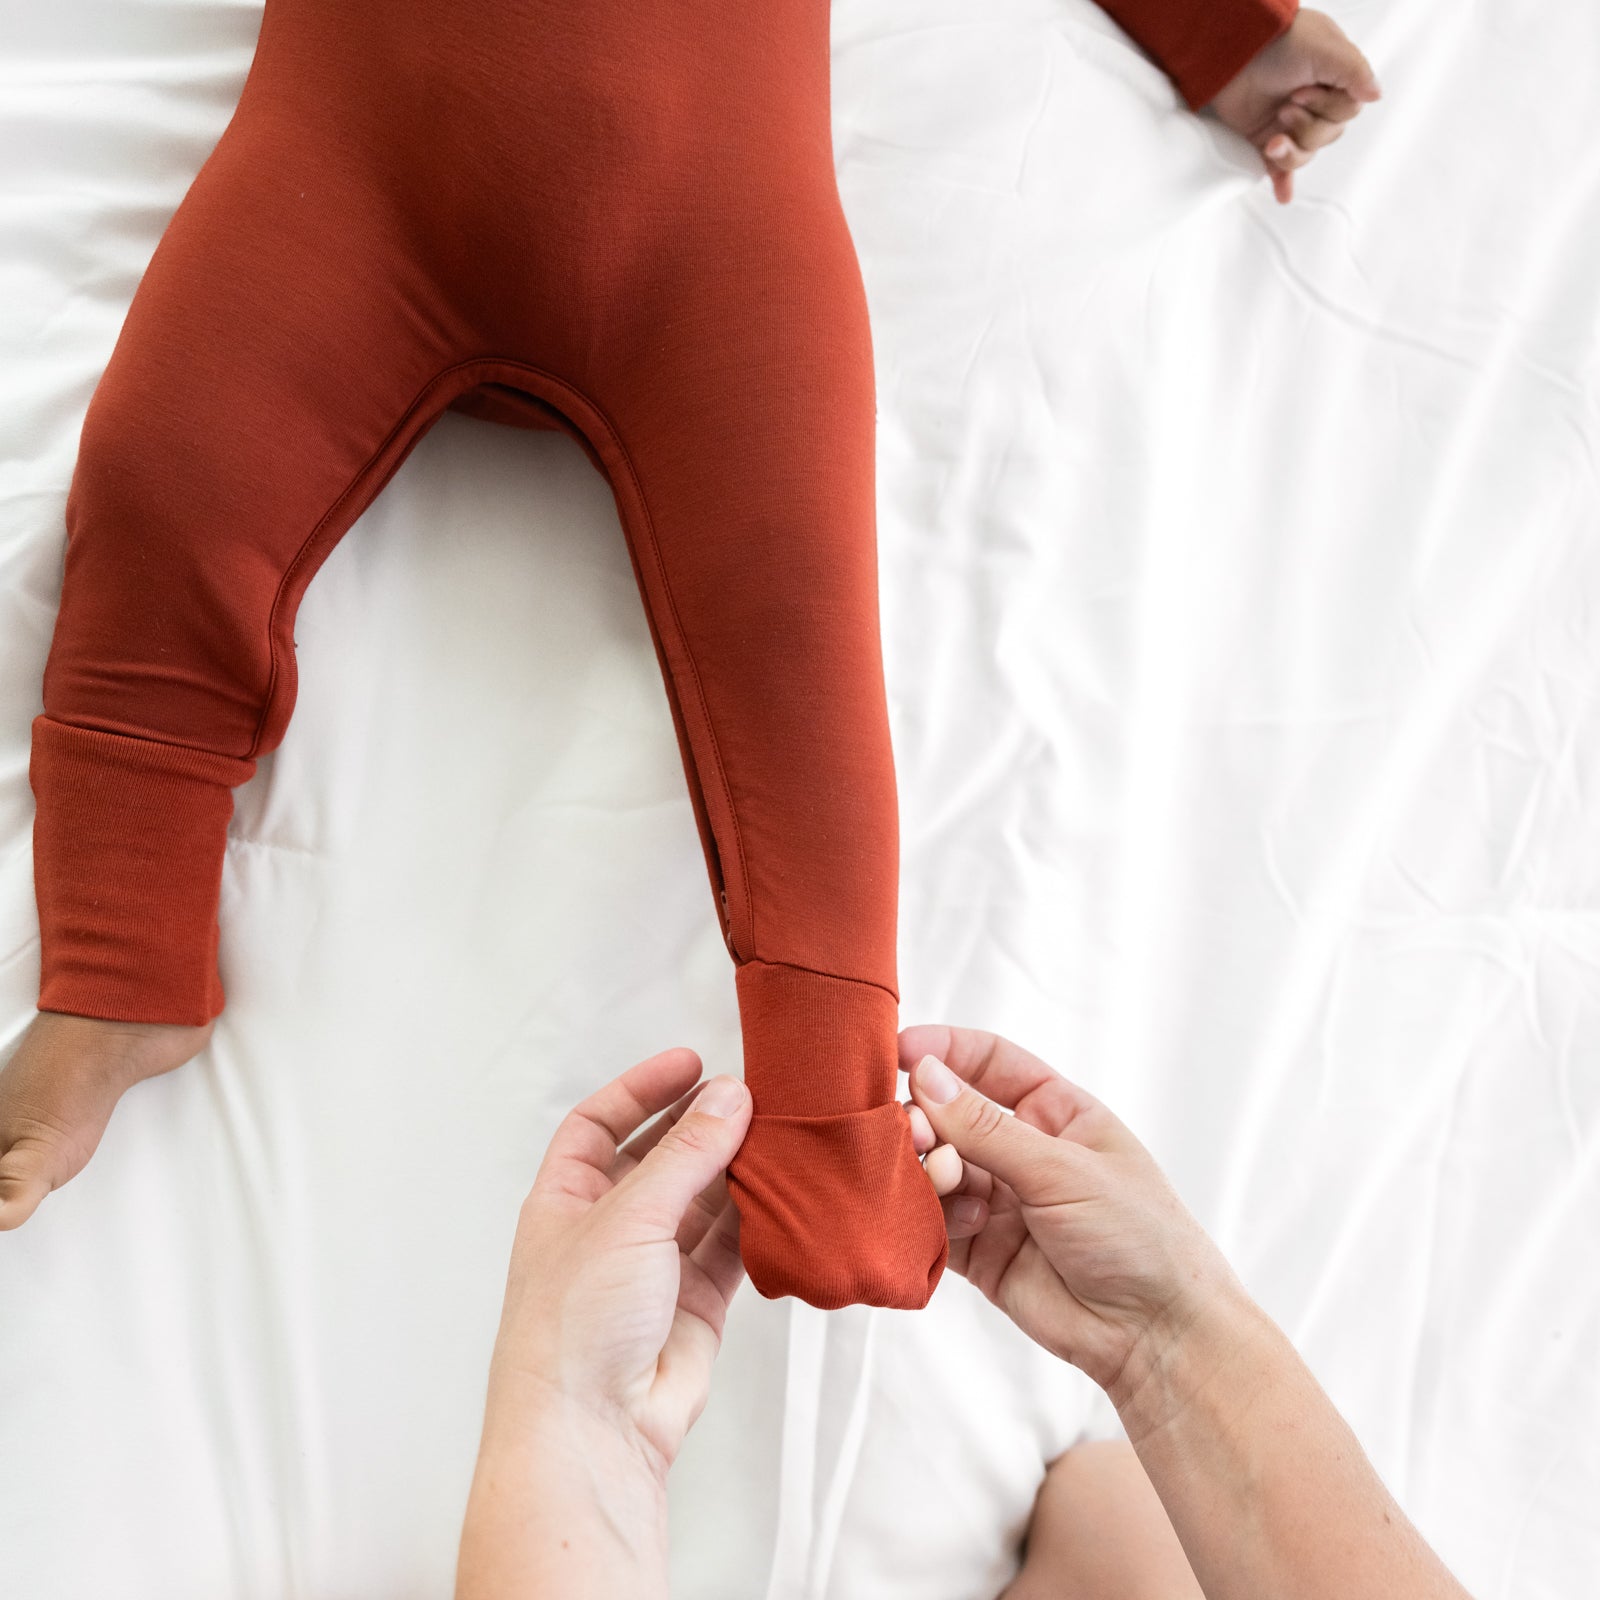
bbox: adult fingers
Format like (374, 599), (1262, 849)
(532, 1047), (704, 1203)
(677, 1175), (733, 1257)
(907, 1054), (1093, 1207)
(614, 1080), (703, 1175)
(651, 1204), (747, 1440)
(685, 1194), (746, 1315)
(940, 1156), (995, 1238)
(943, 1192), (988, 1238)
(912, 1100), (977, 1201)
(900, 1024), (1134, 1154)
(609, 1075), (753, 1235)
(614, 1080), (742, 1253)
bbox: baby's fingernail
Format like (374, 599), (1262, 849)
(952, 1198), (982, 1227)
(916, 1054), (961, 1104)
(693, 1076), (744, 1118)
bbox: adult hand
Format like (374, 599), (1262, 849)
(481, 1047), (753, 1482)
(898, 1027), (1480, 1600)
(898, 1024), (1245, 1400)
(478, 1045), (952, 1480)
(1207, 9), (1382, 204)
(454, 1046), (1036, 1600)
(461, 1050), (769, 1599)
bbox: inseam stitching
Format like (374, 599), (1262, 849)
(250, 354), (754, 953)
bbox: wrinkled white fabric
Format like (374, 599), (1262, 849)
(2, 1), (1597, 1596)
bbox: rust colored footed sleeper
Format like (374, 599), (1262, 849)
(28, 0), (1296, 1309)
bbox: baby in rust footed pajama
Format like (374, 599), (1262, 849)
(0, 0), (1377, 1310)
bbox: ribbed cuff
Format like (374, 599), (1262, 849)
(1099, 0), (1299, 111)
(732, 957), (900, 1117)
(727, 960), (950, 1309)
(29, 714), (255, 1025)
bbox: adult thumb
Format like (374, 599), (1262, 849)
(909, 1054), (1074, 1203)
(616, 1074), (752, 1232)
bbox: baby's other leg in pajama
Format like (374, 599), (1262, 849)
(1, 113), (461, 1229)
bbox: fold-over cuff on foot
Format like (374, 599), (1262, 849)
(28, 714), (255, 1024)
(727, 1102), (950, 1311)
(734, 957), (901, 1116)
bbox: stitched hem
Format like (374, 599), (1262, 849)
(733, 958), (901, 1118)
(248, 354), (755, 951)
(29, 714), (248, 1024)
(735, 954), (898, 1006)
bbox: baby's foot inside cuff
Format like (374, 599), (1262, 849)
(727, 1101), (949, 1310)
(29, 715), (252, 1024)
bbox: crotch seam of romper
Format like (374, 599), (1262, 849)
(737, 956), (899, 1007)
(248, 354), (754, 953)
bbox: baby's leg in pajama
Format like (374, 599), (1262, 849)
(587, 185), (950, 1310)
(0, 101), (468, 1226)
(32, 110), (475, 1019)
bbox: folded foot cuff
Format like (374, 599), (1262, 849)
(728, 959), (949, 1309)
(29, 714), (254, 1024)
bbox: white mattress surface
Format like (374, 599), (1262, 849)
(2, 1), (1598, 1595)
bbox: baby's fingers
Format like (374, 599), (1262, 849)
(1272, 101), (1347, 155)
(1262, 127), (1313, 205)
(910, 1102), (970, 1196)
(923, 1140), (962, 1194)
(1288, 83), (1365, 122)
(1263, 127), (1318, 170)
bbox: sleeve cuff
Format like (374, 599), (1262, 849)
(1096, 0), (1300, 112)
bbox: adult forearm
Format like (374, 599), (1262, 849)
(455, 1385), (671, 1600)
(1108, 1282), (1472, 1600)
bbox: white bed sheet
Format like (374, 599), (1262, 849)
(2, 1), (1597, 1595)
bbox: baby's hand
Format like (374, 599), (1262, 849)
(1206, 8), (1382, 204)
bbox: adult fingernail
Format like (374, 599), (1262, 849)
(693, 1076), (744, 1118)
(952, 1198), (982, 1227)
(1269, 136), (1292, 159)
(916, 1054), (961, 1104)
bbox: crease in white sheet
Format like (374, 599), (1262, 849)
(809, 1309), (880, 1597)
(766, 1302), (827, 1600)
